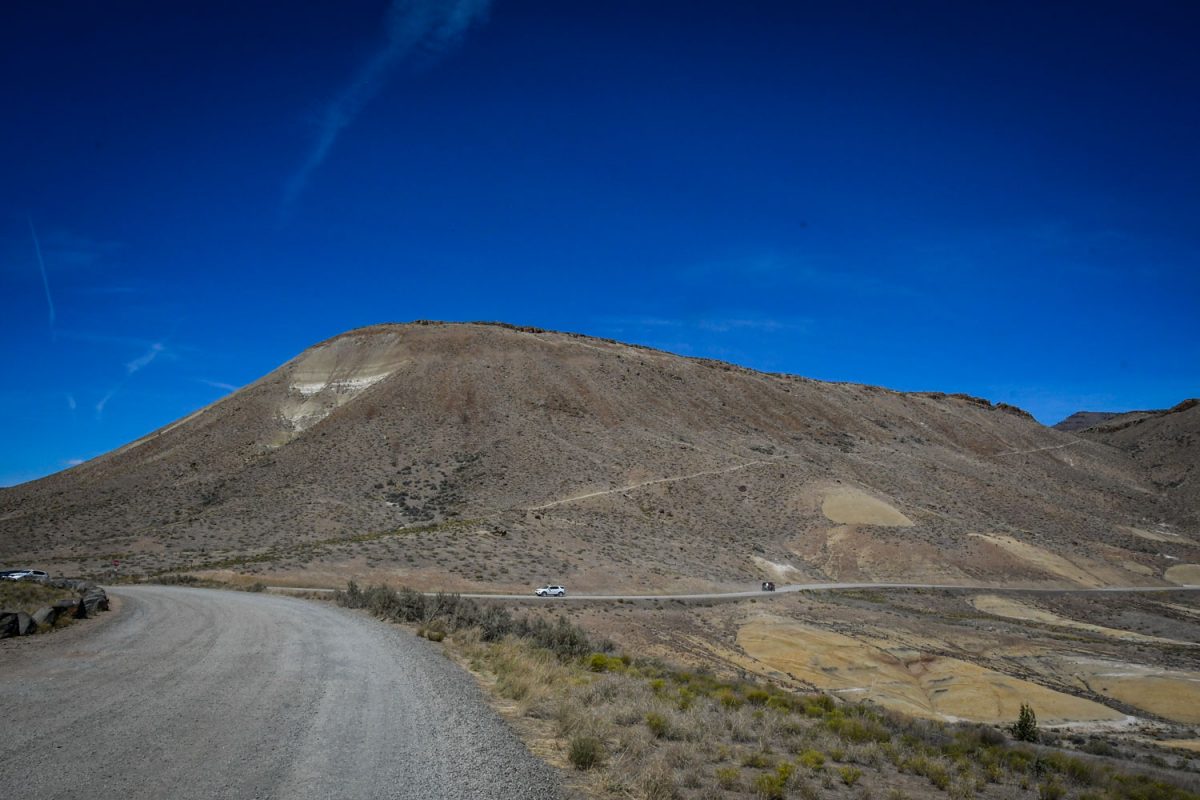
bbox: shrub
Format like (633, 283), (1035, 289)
(1038, 778), (1065, 800)
(640, 764), (682, 800)
(798, 750), (826, 771)
(425, 629), (445, 642)
(715, 767), (741, 790)
(928, 764), (952, 791)
(742, 751), (773, 768)
(718, 688), (745, 709)
(746, 688), (771, 706)
(646, 712), (670, 739)
(1003, 747), (1036, 772)
(827, 715), (891, 744)
(1061, 755), (1099, 786)
(839, 766), (863, 787)
(335, 582), (609, 658)
(568, 736), (604, 770)
(751, 771), (787, 800)
(1082, 738), (1118, 757)
(1011, 703), (1039, 743)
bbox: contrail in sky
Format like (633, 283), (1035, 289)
(280, 0), (491, 217)
(28, 217), (56, 333)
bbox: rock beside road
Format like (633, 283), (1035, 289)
(0, 582), (108, 638)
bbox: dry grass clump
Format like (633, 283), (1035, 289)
(445, 629), (1200, 800)
(0, 581), (76, 614)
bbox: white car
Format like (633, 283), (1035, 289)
(2, 569), (48, 582)
(534, 585), (566, 597)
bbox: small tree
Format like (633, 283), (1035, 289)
(1012, 703), (1039, 742)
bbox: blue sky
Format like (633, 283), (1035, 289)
(2, 0), (1197, 486)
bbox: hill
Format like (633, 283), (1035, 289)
(1, 322), (1196, 591)
(1052, 411), (1124, 432)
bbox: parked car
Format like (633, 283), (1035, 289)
(760, 581), (776, 591)
(2, 569), (49, 582)
(534, 584), (567, 597)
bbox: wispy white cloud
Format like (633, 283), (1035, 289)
(198, 378), (238, 392)
(126, 342), (165, 374)
(58, 330), (172, 349)
(27, 217), (55, 333)
(697, 317), (811, 333)
(96, 339), (174, 418)
(65, 458), (85, 467)
(602, 314), (811, 335)
(95, 389), (116, 417)
(65, 393), (76, 411)
(281, 0), (492, 216)
(681, 252), (923, 299)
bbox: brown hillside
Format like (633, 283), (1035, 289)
(1075, 399), (1199, 527)
(1052, 410), (1124, 432)
(1, 322), (1195, 591)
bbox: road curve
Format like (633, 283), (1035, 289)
(0, 586), (562, 800)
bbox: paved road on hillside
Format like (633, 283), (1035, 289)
(269, 581), (1200, 601)
(0, 586), (561, 800)
(463, 582), (1200, 601)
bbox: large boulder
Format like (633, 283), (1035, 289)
(15, 612), (37, 636)
(54, 597), (84, 619)
(32, 605), (59, 628)
(82, 590), (108, 615)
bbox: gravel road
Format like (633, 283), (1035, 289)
(0, 586), (563, 800)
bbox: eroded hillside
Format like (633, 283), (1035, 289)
(1, 322), (1196, 591)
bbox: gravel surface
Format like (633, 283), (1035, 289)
(0, 586), (564, 800)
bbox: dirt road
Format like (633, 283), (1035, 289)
(0, 586), (561, 800)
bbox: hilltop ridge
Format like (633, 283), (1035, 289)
(1, 321), (1195, 591)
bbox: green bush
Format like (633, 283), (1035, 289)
(798, 750), (825, 771)
(715, 767), (741, 790)
(646, 712), (670, 739)
(335, 582), (610, 658)
(1107, 773), (1199, 800)
(1062, 755), (1099, 786)
(718, 688), (745, 709)
(1038, 778), (1065, 800)
(1011, 703), (1039, 743)
(827, 714), (891, 744)
(839, 766), (863, 787)
(568, 736), (604, 770)
(751, 772), (787, 800)
(742, 751), (773, 768)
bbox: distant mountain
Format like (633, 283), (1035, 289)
(1072, 400), (1199, 525)
(1052, 411), (1124, 432)
(1, 322), (1196, 590)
